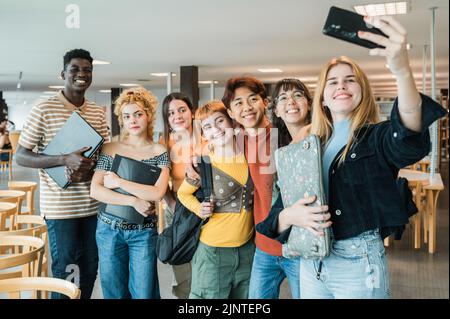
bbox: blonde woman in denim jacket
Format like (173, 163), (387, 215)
(258, 16), (447, 298)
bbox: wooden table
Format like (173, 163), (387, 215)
(399, 169), (444, 253)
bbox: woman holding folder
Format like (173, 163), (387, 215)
(90, 87), (170, 299)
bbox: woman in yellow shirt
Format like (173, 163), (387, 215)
(177, 100), (254, 299)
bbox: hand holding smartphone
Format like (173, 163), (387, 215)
(322, 6), (387, 49)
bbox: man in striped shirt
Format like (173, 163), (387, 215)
(16, 49), (110, 299)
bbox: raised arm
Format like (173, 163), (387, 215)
(359, 16), (421, 132)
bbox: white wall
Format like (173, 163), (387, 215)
(3, 91), (42, 130)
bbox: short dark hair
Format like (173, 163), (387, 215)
(222, 76), (267, 108)
(161, 92), (194, 147)
(63, 49), (93, 70)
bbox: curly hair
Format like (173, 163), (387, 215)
(114, 87), (158, 140)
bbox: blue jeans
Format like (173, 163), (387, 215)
(96, 214), (160, 299)
(300, 229), (390, 299)
(248, 247), (301, 299)
(45, 215), (98, 299)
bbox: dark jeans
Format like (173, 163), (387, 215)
(45, 215), (98, 299)
(0, 152), (9, 161)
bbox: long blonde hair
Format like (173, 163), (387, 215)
(311, 56), (380, 164)
(114, 87), (158, 140)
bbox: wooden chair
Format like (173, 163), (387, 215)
(0, 202), (17, 231)
(8, 131), (21, 154)
(0, 277), (80, 299)
(8, 181), (38, 215)
(0, 189), (26, 215)
(403, 164), (429, 245)
(384, 171), (428, 248)
(0, 228), (36, 279)
(14, 214), (49, 277)
(409, 180), (423, 249)
(1, 217), (49, 297)
(0, 235), (45, 280)
(409, 180), (429, 249)
(0, 149), (13, 180)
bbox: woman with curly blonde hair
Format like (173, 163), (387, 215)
(91, 87), (170, 299)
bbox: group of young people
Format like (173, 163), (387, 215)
(16, 15), (446, 299)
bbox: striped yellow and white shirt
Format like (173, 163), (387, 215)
(19, 91), (110, 219)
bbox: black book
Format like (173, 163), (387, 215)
(42, 111), (105, 189)
(102, 154), (162, 224)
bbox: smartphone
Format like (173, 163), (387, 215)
(322, 6), (387, 49)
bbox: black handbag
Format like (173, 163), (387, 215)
(156, 156), (212, 265)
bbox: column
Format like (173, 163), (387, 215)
(180, 66), (199, 111)
(110, 88), (122, 138)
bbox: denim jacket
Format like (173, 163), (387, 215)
(257, 93), (447, 241)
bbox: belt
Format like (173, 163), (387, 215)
(98, 213), (156, 230)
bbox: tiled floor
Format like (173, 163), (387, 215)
(1, 160), (448, 299)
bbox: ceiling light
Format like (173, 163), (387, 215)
(150, 73), (177, 77)
(99, 89), (111, 93)
(43, 91), (57, 94)
(297, 76), (318, 82)
(198, 81), (219, 84)
(119, 83), (139, 87)
(48, 85), (65, 89)
(257, 69), (283, 73)
(385, 64), (390, 69)
(354, 1), (409, 16)
(93, 59), (111, 65)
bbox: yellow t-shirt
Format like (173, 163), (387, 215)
(177, 152), (254, 247)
